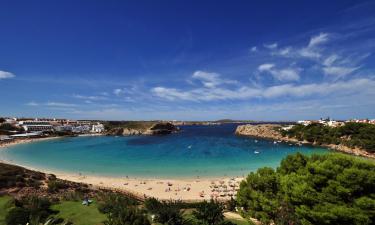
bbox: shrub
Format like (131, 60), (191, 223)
(47, 180), (68, 193)
(193, 200), (227, 225)
(5, 207), (29, 225)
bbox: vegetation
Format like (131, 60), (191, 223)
(3, 153), (374, 225)
(281, 122), (375, 153)
(0, 195), (13, 224)
(193, 200), (235, 225)
(5, 195), (58, 225)
(51, 201), (106, 225)
(144, 197), (236, 225)
(98, 192), (150, 225)
(237, 153), (375, 225)
(104, 121), (158, 131)
(0, 123), (24, 135)
(0, 162), (44, 189)
(48, 180), (68, 193)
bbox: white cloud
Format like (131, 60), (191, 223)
(258, 64), (300, 81)
(73, 94), (107, 100)
(26, 101), (77, 108)
(26, 101), (39, 106)
(308, 33), (329, 48)
(250, 46), (257, 52)
(272, 69), (300, 81)
(258, 63), (275, 72)
(113, 88), (125, 96)
(264, 43), (278, 49)
(323, 66), (359, 78)
(152, 87), (196, 101)
(192, 70), (237, 88)
(278, 47), (292, 56)
(46, 102), (77, 107)
(152, 76), (375, 102)
(323, 54), (339, 66)
(0, 70), (15, 79)
(298, 47), (321, 59)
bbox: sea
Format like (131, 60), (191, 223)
(0, 124), (328, 178)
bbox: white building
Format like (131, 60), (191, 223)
(54, 125), (73, 132)
(297, 120), (313, 126)
(72, 125), (91, 133)
(92, 123), (105, 133)
(18, 121), (53, 132)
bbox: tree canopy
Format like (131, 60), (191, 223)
(281, 122), (375, 153)
(237, 153), (375, 225)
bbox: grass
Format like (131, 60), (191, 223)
(51, 201), (106, 225)
(1, 196), (253, 225)
(226, 218), (254, 225)
(0, 195), (12, 224)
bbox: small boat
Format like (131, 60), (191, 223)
(254, 140), (258, 143)
(254, 151), (260, 154)
(187, 145), (192, 149)
(273, 141), (277, 144)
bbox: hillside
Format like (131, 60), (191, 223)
(235, 123), (375, 158)
(104, 121), (179, 136)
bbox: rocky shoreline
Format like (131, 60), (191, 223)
(235, 124), (375, 159)
(105, 122), (179, 136)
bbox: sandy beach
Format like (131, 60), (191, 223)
(56, 172), (243, 201)
(0, 137), (244, 201)
(0, 136), (62, 149)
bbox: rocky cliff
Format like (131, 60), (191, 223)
(235, 124), (375, 158)
(236, 124), (288, 140)
(106, 122), (179, 136)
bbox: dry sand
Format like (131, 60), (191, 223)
(0, 136), (61, 149)
(57, 172), (243, 201)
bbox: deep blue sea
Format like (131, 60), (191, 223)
(0, 124), (329, 178)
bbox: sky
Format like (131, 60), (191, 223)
(1, 0), (375, 121)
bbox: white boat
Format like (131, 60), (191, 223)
(254, 151), (260, 154)
(254, 140), (258, 143)
(187, 145), (192, 149)
(273, 141), (277, 144)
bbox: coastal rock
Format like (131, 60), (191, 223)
(235, 124), (285, 140)
(149, 122), (179, 135)
(106, 122), (178, 136)
(122, 128), (142, 136)
(235, 124), (375, 159)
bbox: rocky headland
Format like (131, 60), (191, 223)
(105, 122), (179, 136)
(235, 124), (375, 159)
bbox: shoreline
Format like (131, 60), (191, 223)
(0, 135), (243, 201)
(0, 158), (243, 201)
(0, 136), (63, 149)
(235, 124), (375, 159)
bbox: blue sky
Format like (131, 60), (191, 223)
(1, 0), (375, 121)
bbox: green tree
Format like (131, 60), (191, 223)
(152, 201), (190, 225)
(98, 193), (150, 225)
(193, 200), (226, 225)
(237, 153), (375, 225)
(5, 207), (29, 225)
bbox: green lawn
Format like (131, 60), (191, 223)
(51, 201), (106, 225)
(226, 218), (254, 225)
(0, 195), (12, 224)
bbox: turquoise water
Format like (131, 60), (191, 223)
(0, 124), (329, 178)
